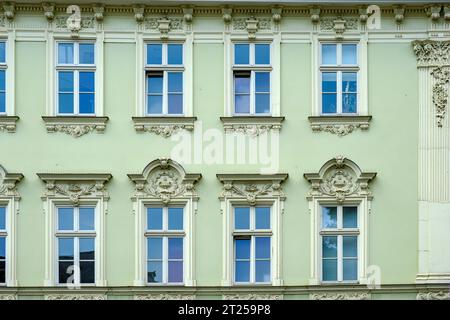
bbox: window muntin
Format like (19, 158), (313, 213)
(320, 205), (359, 283)
(56, 42), (96, 115)
(320, 43), (358, 115)
(56, 206), (96, 285)
(145, 43), (184, 116)
(233, 206), (271, 284)
(146, 206), (185, 285)
(232, 43), (271, 115)
(0, 41), (6, 114)
(0, 206), (5, 284)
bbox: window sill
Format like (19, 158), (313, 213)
(132, 116), (197, 138)
(42, 116), (109, 138)
(220, 116), (285, 137)
(0, 116), (19, 133)
(308, 115), (372, 137)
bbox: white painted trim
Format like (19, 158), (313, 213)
(0, 199), (19, 287)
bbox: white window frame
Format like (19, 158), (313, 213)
(319, 204), (360, 284)
(0, 34), (15, 117)
(232, 205), (273, 285)
(136, 35), (193, 118)
(55, 41), (97, 116)
(232, 42), (273, 116)
(54, 205), (98, 286)
(224, 34), (281, 117)
(46, 34), (104, 117)
(312, 35), (368, 117)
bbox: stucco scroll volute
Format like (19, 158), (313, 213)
(304, 156), (376, 203)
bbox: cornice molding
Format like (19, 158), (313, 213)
(128, 158), (201, 204)
(304, 156), (376, 203)
(0, 165), (24, 199)
(0, 116), (19, 133)
(308, 116), (372, 137)
(132, 116), (196, 138)
(42, 116), (109, 137)
(220, 116), (284, 138)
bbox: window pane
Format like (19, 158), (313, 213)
(234, 44), (249, 64)
(147, 44), (162, 65)
(59, 261), (74, 284)
(322, 72), (337, 92)
(147, 208), (163, 230)
(79, 72), (95, 92)
(148, 95), (163, 114)
(147, 261), (162, 283)
(58, 94), (74, 114)
(343, 259), (358, 281)
(168, 261), (183, 283)
(168, 72), (183, 92)
(0, 92), (5, 113)
(79, 208), (95, 230)
(168, 44), (183, 65)
(58, 72), (74, 92)
(234, 74), (250, 114)
(342, 44), (357, 65)
(255, 72), (270, 93)
(235, 261), (250, 282)
(147, 237), (162, 260)
(321, 44), (337, 65)
(58, 208), (74, 230)
(235, 95), (250, 114)
(58, 43), (74, 64)
(0, 237), (5, 259)
(322, 259), (337, 281)
(255, 94), (270, 114)
(255, 207), (270, 229)
(235, 239), (250, 259)
(255, 44), (270, 64)
(342, 93), (357, 113)
(343, 207), (358, 228)
(255, 237), (270, 259)
(322, 94), (337, 114)
(168, 238), (183, 260)
(343, 236), (358, 257)
(168, 208), (183, 230)
(79, 43), (95, 64)
(322, 207), (337, 229)
(79, 238), (95, 260)
(234, 207), (250, 230)
(0, 70), (5, 91)
(342, 72), (357, 92)
(255, 260), (270, 282)
(147, 75), (163, 94)
(0, 207), (5, 230)
(168, 94), (183, 114)
(79, 94), (95, 114)
(80, 261), (95, 283)
(234, 74), (250, 94)
(0, 261), (4, 283)
(0, 42), (5, 63)
(58, 238), (74, 260)
(322, 236), (337, 258)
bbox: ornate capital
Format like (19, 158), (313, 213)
(128, 159), (201, 204)
(310, 292), (370, 300)
(412, 40), (450, 67)
(0, 165), (23, 199)
(304, 156), (376, 203)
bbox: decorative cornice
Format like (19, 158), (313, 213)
(0, 165), (24, 199)
(310, 292), (371, 300)
(304, 156), (376, 203)
(417, 291), (450, 300)
(308, 116), (372, 136)
(223, 294), (283, 300)
(37, 173), (112, 204)
(0, 116), (19, 133)
(45, 294), (106, 300)
(128, 158), (201, 204)
(132, 117), (196, 138)
(220, 116), (284, 137)
(217, 173), (288, 205)
(134, 294), (195, 300)
(42, 116), (109, 137)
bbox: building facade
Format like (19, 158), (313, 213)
(0, 0), (449, 300)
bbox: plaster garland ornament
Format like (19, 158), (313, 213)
(135, 294), (195, 300)
(45, 123), (106, 137)
(223, 294), (283, 300)
(310, 292), (370, 300)
(431, 67), (450, 127)
(136, 124), (193, 138)
(223, 124), (278, 137)
(43, 181), (108, 205)
(0, 294), (17, 300)
(304, 156), (376, 203)
(42, 2), (55, 21)
(311, 122), (369, 137)
(45, 294), (106, 300)
(417, 291), (450, 300)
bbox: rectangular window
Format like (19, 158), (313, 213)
(145, 43), (184, 116)
(0, 41), (6, 114)
(0, 206), (6, 284)
(320, 43), (358, 115)
(146, 206), (184, 284)
(56, 206), (96, 285)
(233, 43), (271, 115)
(233, 206), (271, 284)
(321, 205), (358, 282)
(56, 42), (96, 115)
